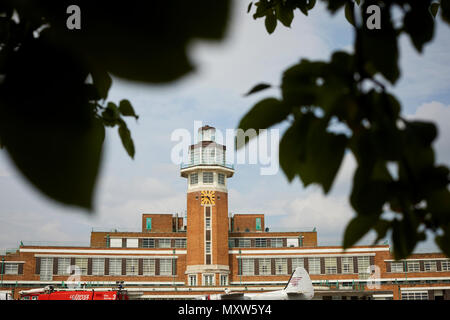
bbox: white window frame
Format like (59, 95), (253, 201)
(75, 258), (88, 276)
(142, 259), (155, 276)
(158, 239), (171, 248)
(325, 257), (338, 274)
(189, 275), (197, 286)
(142, 238), (155, 248)
(357, 256), (370, 276)
(218, 173), (225, 185)
(40, 257), (53, 281)
(407, 261), (420, 272)
(190, 173), (198, 185)
(271, 238), (283, 248)
(259, 258), (271, 275)
(220, 274), (228, 286)
(401, 291), (428, 300)
(308, 258), (321, 275)
(441, 260), (450, 271)
(92, 258), (105, 276)
(203, 274), (215, 286)
(238, 239), (251, 248)
(109, 258), (122, 276)
(58, 258), (71, 275)
(5, 263), (18, 275)
(255, 238), (267, 248)
(242, 258), (255, 276)
(391, 262), (404, 273)
(159, 259), (172, 276)
(175, 239), (186, 248)
(291, 258), (304, 270)
(424, 260), (437, 272)
(275, 258), (288, 275)
(203, 172), (213, 184)
(341, 257), (354, 274)
(126, 258), (138, 276)
(126, 238), (139, 248)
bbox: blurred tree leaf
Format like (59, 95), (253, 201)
(118, 99), (139, 120)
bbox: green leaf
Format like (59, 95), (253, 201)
(118, 99), (139, 119)
(343, 215), (378, 249)
(279, 114), (347, 193)
(118, 121), (135, 159)
(403, 2), (435, 53)
(277, 5), (294, 27)
(101, 102), (120, 127)
(237, 98), (290, 149)
(90, 68), (112, 100)
(247, 2), (253, 13)
(265, 11), (277, 34)
(244, 83), (272, 96)
(0, 38), (104, 209)
(344, 1), (355, 27)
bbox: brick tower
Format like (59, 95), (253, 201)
(180, 125), (234, 286)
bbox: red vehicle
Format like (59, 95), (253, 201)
(19, 285), (129, 300)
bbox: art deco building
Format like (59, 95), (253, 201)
(1, 126), (450, 300)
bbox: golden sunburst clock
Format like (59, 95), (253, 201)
(201, 190), (216, 205)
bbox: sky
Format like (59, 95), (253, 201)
(0, 1), (449, 252)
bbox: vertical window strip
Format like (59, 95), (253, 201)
(341, 257), (354, 274)
(142, 259), (155, 276)
(159, 259), (172, 276)
(92, 258), (105, 276)
(325, 257), (337, 274)
(58, 258), (71, 275)
(308, 258), (321, 275)
(259, 258), (271, 275)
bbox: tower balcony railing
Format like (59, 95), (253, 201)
(180, 160), (234, 170)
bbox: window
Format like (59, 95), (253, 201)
(357, 256), (370, 275)
(259, 258), (271, 275)
(92, 258), (105, 276)
(75, 258), (88, 276)
(142, 259), (155, 276)
(407, 261), (420, 272)
(5, 263), (18, 275)
(391, 262), (404, 273)
(255, 238), (267, 248)
(58, 258), (71, 275)
(424, 260), (437, 272)
(271, 238), (283, 248)
(291, 258), (304, 270)
(146, 217), (152, 230)
(441, 260), (450, 271)
(255, 218), (262, 231)
(175, 239), (186, 248)
(308, 258), (321, 275)
(242, 258), (255, 275)
(341, 257), (354, 274)
(205, 242), (211, 254)
(220, 275), (228, 286)
(158, 239), (171, 248)
(218, 173), (225, 185)
(189, 275), (197, 286)
(110, 238), (122, 248)
(401, 292), (428, 300)
(238, 239), (251, 248)
(228, 240), (235, 248)
(126, 238), (138, 248)
(109, 258), (122, 276)
(190, 173), (198, 185)
(275, 258), (288, 275)
(205, 217), (211, 230)
(325, 257), (337, 274)
(203, 274), (214, 286)
(142, 238), (155, 248)
(126, 259), (138, 276)
(40, 257), (53, 281)
(159, 259), (172, 276)
(203, 172), (213, 184)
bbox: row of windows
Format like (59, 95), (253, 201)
(189, 172), (225, 185)
(39, 257), (175, 280)
(229, 238), (298, 248)
(188, 274), (228, 286)
(390, 260), (450, 273)
(108, 238), (186, 249)
(238, 256), (371, 275)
